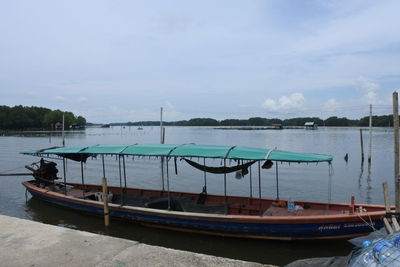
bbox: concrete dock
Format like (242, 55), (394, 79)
(0, 215), (274, 267)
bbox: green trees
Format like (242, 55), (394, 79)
(0, 105), (86, 130)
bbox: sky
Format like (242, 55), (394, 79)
(1, 0), (400, 122)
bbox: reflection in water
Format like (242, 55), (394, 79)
(366, 163), (372, 204)
(25, 197), (353, 266)
(357, 161), (372, 204)
(358, 162), (364, 193)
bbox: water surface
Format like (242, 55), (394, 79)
(0, 126), (393, 265)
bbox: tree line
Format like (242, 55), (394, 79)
(123, 115), (395, 127)
(0, 105), (86, 130)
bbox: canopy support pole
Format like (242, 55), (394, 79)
(102, 155), (106, 178)
(275, 161), (279, 200)
(63, 158), (66, 195)
(166, 157), (171, 210)
(80, 161), (85, 198)
(161, 157), (165, 192)
(258, 161), (262, 214)
(118, 155), (123, 205)
(249, 163), (253, 198)
(224, 159), (227, 199)
(203, 158), (207, 191)
(123, 155), (127, 205)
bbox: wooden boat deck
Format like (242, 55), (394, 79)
(61, 186), (351, 217)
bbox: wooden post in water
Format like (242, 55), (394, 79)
(102, 177), (110, 227)
(360, 129), (364, 163)
(368, 104), (372, 163)
(393, 92), (400, 212)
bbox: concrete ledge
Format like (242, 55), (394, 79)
(0, 215), (274, 267)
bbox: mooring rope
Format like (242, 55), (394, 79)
(356, 212), (378, 232)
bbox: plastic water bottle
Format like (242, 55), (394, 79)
(373, 240), (400, 265)
(348, 249), (378, 267)
(287, 199), (295, 212)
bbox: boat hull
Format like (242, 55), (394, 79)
(23, 181), (385, 240)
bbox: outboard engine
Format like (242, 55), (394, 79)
(26, 158), (59, 184)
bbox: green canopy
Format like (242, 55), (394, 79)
(21, 143), (333, 163)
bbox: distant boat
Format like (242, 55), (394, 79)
(21, 144), (385, 240)
(101, 124), (110, 128)
(137, 127), (143, 130)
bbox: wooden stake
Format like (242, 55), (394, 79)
(102, 177), (110, 227)
(383, 217), (394, 234)
(393, 92), (400, 212)
(383, 182), (391, 214)
(392, 215), (400, 232)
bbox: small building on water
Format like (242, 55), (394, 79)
(304, 121), (318, 130)
(272, 124), (283, 129)
(54, 122), (63, 130)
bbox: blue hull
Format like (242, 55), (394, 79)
(27, 189), (383, 240)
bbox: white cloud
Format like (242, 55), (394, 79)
(358, 76), (380, 104)
(323, 98), (339, 112)
(262, 93), (305, 112)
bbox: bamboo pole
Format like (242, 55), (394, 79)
(102, 177), (110, 227)
(393, 92), (400, 212)
(368, 104), (372, 163)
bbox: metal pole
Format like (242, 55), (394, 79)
(80, 161), (85, 198)
(275, 161), (279, 200)
(166, 157), (171, 210)
(393, 92), (400, 212)
(161, 157), (165, 191)
(160, 107), (163, 144)
(368, 104), (372, 163)
(258, 161), (262, 214)
(118, 155), (123, 205)
(203, 158), (207, 189)
(122, 155), (127, 205)
(258, 161), (261, 199)
(123, 156), (127, 188)
(102, 155), (105, 178)
(224, 159), (227, 198)
(63, 158), (66, 195)
(249, 164), (252, 198)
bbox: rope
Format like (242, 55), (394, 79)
(356, 212), (378, 232)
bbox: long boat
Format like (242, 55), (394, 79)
(21, 144), (385, 240)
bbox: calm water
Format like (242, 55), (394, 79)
(0, 126), (394, 265)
